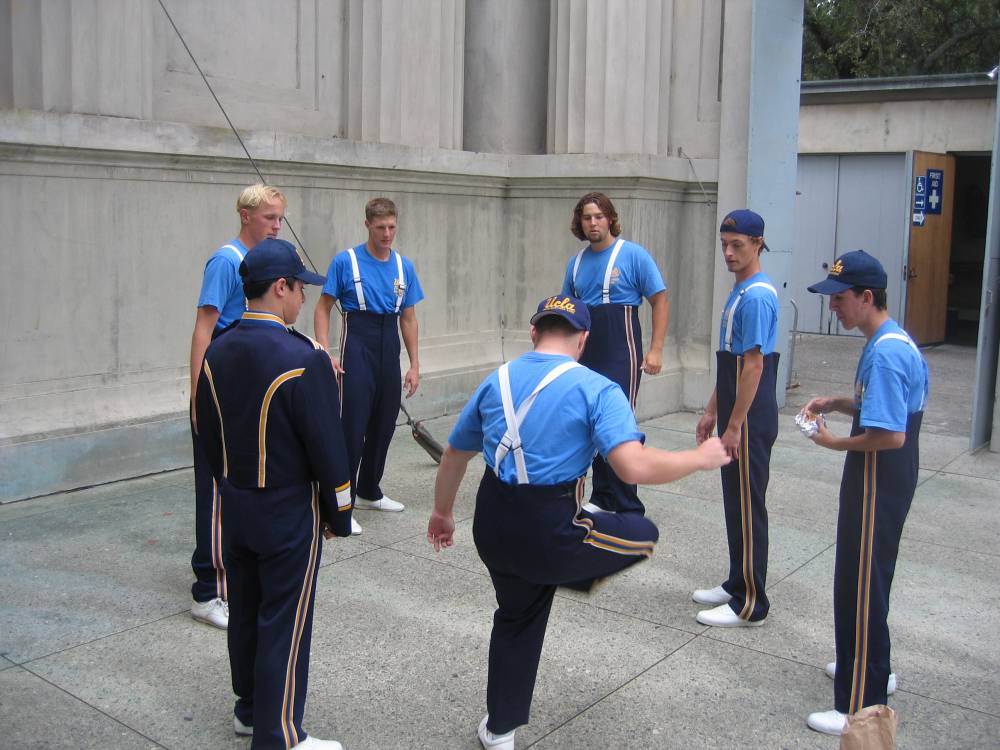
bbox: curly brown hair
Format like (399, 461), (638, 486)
(571, 192), (621, 241)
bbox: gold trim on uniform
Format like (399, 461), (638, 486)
(258, 369), (306, 486)
(849, 449), (878, 713)
(243, 311), (287, 326)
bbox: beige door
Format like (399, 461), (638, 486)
(905, 151), (955, 345)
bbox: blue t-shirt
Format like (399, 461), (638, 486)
(718, 272), (779, 355)
(322, 243), (424, 313)
(448, 352), (644, 485)
(197, 238), (249, 329)
(561, 239), (666, 307)
(855, 319), (929, 432)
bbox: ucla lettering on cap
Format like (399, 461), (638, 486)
(807, 250), (887, 294)
(531, 294), (591, 331)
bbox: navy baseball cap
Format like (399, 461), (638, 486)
(807, 250), (887, 294)
(720, 209), (769, 250)
(530, 295), (591, 331)
(241, 238), (326, 285)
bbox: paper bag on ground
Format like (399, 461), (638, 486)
(840, 705), (897, 750)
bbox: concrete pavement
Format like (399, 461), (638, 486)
(1, 334), (998, 749)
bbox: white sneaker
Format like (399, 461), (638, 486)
(355, 495), (405, 512)
(825, 661), (897, 694)
(351, 517), (363, 535)
(581, 502), (607, 513)
(806, 709), (847, 736)
(692, 584), (731, 605)
(478, 715), (515, 750)
(191, 597), (229, 629)
(696, 603), (764, 628)
(293, 736), (343, 750)
(233, 716), (252, 736)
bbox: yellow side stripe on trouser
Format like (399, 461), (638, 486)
(258, 369), (305, 487)
(584, 536), (655, 557)
(280, 485), (321, 749)
(850, 450), (878, 713)
(737, 356), (757, 620)
(624, 306), (638, 409)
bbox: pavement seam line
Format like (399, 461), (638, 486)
(12, 663), (171, 748)
(523, 632), (701, 747)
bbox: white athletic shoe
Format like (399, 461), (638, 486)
(581, 502), (607, 513)
(696, 603), (764, 628)
(692, 584), (731, 605)
(806, 709), (847, 736)
(292, 736), (343, 749)
(233, 716), (252, 736)
(351, 517), (363, 535)
(825, 661), (897, 694)
(355, 495), (405, 512)
(478, 715), (515, 750)
(191, 597), (229, 629)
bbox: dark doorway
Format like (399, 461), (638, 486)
(947, 153), (990, 345)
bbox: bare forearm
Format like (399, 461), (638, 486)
(609, 442), (711, 485)
(649, 293), (668, 353)
(816, 428), (904, 452)
(400, 315), (420, 368)
(189, 308), (219, 400)
(313, 297), (335, 350)
(433, 446), (474, 514)
(727, 357), (764, 431)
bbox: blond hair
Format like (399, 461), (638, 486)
(236, 184), (287, 213)
(365, 197), (397, 221)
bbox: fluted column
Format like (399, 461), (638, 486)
(463, 0), (549, 154)
(547, 0), (672, 155)
(346, 0), (465, 149)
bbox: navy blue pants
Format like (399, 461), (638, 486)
(191, 322), (236, 603)
(339, 311), (401, 500)
(579, 304), (644, 513)
(716, 350), (778, 622)
(473, 469), (658, 735)
(833, 411), (921, 714)
(222, 480), (323, 750)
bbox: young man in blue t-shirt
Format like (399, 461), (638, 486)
(314, 198), (424, 535)
(560, 192), (669, 515)
(188, 183), (287, 629)
(427, 294), (729, 750)
(694, 209), (780, 628)
(801, 250), (929, 737)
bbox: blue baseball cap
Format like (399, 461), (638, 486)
(720, 209), (769, 250)
(807, 250), (887, 294)
(241, 238), (326, 285)
(530, 295), (591, 331)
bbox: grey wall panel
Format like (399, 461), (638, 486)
(834, 153), (907, 325)
(793, 155), (839, 332)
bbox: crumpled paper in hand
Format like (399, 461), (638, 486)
(795, 411), (824, 438)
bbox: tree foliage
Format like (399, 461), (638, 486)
(803, 0), (1000, 80)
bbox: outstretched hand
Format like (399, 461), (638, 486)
(697, 437), (731, 469)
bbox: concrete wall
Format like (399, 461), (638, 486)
(0, 0), (791, 501)
(799, 99), (996, 155)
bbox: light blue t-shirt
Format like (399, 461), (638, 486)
(322, 243), (424, 313)
(197, 238), (249, 329)
(718, 272), (779, 355)
(449, 352), (645, 485)
(855, 319), (929, 432)
(561, 239), (666, 307)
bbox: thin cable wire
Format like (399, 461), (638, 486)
(678, 147), (715, 209)
(156, 0), (320, 274)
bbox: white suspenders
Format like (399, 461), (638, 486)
(222, 243), (245, 262)
(222, 244), (248, 312)
(723, 281), (778, 352)
(346, 247), (406, 313)
(572, 238), (624, 303)
(872, 331), (927, 410)
(495, 361), (581, 485)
